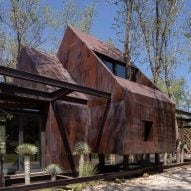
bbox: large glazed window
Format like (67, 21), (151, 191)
(96, 52), (138, 81)
(102, 60), (113, 73)
(1, 111), (42, 175)
(116, 64), (126, 78)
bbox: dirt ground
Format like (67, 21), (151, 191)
(83, 165), (191, 191)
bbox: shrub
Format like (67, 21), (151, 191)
(46, 164), (62, 177)
(79, 162), (96, 177)
(15, 144), (38, 156)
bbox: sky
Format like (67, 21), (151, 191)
(44, 0), (191, 89)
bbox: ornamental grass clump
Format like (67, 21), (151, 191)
(46, 164), (62, 181)
(46, 164), (62, 191)
(74, 142), (96, 177)
(15, 144), (38, 185)
(79, 162), (96, 177)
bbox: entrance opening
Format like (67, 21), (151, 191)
(0, 110), (42, 175)
(143, 121), (153, 141)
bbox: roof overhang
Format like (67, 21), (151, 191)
(0, 66), (111, 106)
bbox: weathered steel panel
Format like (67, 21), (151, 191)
(15, 25), (176, 172)
(57, 27), (124, 103)
(45, 102), (89, 171)
(57, 26), (176, 155)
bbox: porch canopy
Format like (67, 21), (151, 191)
(0, 65), (111, 108)
(176, 109), (191, 124)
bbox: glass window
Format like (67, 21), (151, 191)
(2, 112), (42, 175)
(4, 114), (19, 175)
(116, 64), (126, 78)
(23, 114), (41, 170)
(103, 60), (113, 73)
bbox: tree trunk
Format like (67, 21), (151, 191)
(176, 142), (181, 164)
(124, 0), (133, 80)
(24, 155), (30, 185)
(180, 148), (184, 163)
(175, 119), (181, 164)
(154, 0), (160, 84)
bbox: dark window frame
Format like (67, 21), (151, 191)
(95, 51), (138, 81)
(142, 120), (153, 142)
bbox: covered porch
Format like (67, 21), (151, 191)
(0, 65), (111, 186)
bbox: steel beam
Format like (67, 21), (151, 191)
(0, 66), (111, 98)
(0, 83), (87, 104)
(94, 98), (111, 151)
(50, 89), (73, 101)
(0, 83), (50, 100)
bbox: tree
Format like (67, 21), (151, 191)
(78, 3), (96, 34)
(112, 0), (141, 80)
(0, 0), (53, 66)
(49, 0), (96, 52)
(184, 10), (191, 71)
(15, 144), (38, 185)
(112, 0), (183, 165)
(182, 91), (191, 112)
(158, 78), (187, 109)
(135, 0), (182, 86)
(59, 0), (96, 34)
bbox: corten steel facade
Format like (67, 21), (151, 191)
(57, 26), (176, 156)
(0, 26), (176, 174)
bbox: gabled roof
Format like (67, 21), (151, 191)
(18, 47), (87, 100)
(69, 26), (159, 90)
(116, 76), (174, 103)
(69, 26), (124, 63)
(20, 47), (75, 84)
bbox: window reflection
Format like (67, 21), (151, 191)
(97, 52), (138, 81)
(102, 60), (113, 73)
(116, 64), (126, 78)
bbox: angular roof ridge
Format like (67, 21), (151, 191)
(115, 76), (174, 104)
(68, 25), (124, 63)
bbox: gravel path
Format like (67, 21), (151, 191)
(83, 165), (191, 191)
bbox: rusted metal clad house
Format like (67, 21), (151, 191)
(0, 26), (176, 175)
(57, 26), (176, 155)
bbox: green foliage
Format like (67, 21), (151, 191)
(157, 77), (187, 108)
(78, 3), (96, 34)
(0, 0), (54, 64)
(15, 143), (38, 156)
(74, 142), (91, 155)
(71, 184), (83, 191)
(167, 153), (173, 164)
(46, 164), (62, 176)
(79, 162), (97, 177)
(60, 0), (96, 34)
